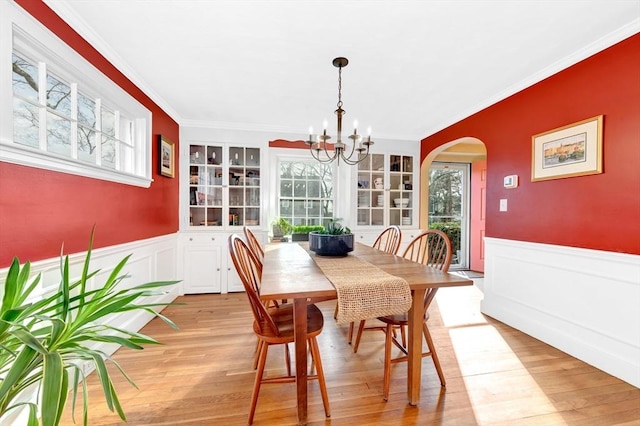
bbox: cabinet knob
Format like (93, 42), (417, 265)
(216, 268), (220, 271)
(211, 237), (215, 241)
(189, 237), (193, 241)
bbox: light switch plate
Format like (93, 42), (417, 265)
(500, 199), (508, 212)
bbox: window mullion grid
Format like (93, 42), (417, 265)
(94, 97), (102, 166)
(70, 82), (78, 159)
(114, 110), (121, 171)
(37, 61), (47, 151)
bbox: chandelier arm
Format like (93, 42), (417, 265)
(341, 149), (369, 166)
(322, 140), (336, 162)
(343, 136), (359, 162)
(310, 144), (337, 164)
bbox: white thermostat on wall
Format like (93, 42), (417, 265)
(504, 175), (519, 188)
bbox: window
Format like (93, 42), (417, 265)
(1, 2), (152, 187)
(278, 159), (334, 226)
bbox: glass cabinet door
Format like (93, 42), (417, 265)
(188, 144), (261, 228)
(355, 153), (414, 228)
(189, 144), (223, 227)
(229, 146), (261, 227)
(389, 154), (413, 227)
(356, 153), (385, 226)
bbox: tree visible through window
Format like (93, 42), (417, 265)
(12, 52), (132, 171)
(278, 160), (334, 227)
(3, 8), (151, 188)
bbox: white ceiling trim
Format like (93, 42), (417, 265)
(42, 0), (182, 123)
(40, 1), (640, 141)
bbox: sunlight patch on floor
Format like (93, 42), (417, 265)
(436, 282), (487, 328)
(435, 284), (567, 424)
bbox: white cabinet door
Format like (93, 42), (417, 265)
(225, 252), (244, 292)
(183, 243), (222, 294)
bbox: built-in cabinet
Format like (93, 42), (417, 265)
(352, 150), (419, 252)
(355, 152), (416, 228)
(181, 141), (265, 294)
(188, 144), (261, 228)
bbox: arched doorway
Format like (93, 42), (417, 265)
(420, 138), (487, 272)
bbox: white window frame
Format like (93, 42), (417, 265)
(0, 0), (152, 188)
(276, 156), (336, 227)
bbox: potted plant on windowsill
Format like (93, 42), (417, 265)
(272, 217), (293, 242)
(309, 218), (354, 256)
(291, 225), (325, 242)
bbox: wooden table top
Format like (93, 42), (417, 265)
(261, 242), (472, 300)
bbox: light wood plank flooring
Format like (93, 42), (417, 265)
(60, 283), (640, 425)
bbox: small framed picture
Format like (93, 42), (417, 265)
(159, 135), (175, 178)
(532, 115), (603, 182)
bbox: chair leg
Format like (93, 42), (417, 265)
(308, 343), (316, 375)
(309, 337), (331, 417)
(352, 320), (366, 353)
(284, 343), (291, 377)
(383, 324), (394, 401)
(423, 322), (446, 387)
(400, 324), (407, 348)
(333, 302), (338, 320)
(253, 339), (263, 370)
(249, 341), (269, 425)
(348, 321), (354, 344)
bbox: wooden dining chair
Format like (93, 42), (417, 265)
(243, 226), (265, 263)
(384, 230), (452, 400)
(228, 234), (331, 424)
(346, 225), (402, 345)
(372, 225), (402, 254)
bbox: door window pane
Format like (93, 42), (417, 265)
(428, 162), (469, 269)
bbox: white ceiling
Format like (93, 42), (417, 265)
(44, 0), (639, 142)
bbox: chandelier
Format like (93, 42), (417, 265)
(306, 57), (373, 165)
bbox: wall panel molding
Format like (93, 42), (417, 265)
(482, 237), (640, 387)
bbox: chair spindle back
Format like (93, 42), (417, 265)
(402, 229), (453, 311)
(372, 225), (402, 255)
(228, 234), (279, 337)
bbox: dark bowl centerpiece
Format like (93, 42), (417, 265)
(308, 218), (354, 256)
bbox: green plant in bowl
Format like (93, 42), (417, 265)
(316, 218), (351, 235)
(309, 218), (354, 256)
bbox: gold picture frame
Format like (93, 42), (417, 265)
(159, 135), (175, 178)
(531, 115), (603, 182)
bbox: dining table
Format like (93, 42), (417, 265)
(260, 241), (473, 425)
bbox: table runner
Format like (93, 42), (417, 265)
(310, 253), (412, 324)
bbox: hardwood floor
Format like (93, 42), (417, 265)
(60, 283), (639, 425)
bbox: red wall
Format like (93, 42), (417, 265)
(0, 1), (180, 267)
(422, 34), (640, 255)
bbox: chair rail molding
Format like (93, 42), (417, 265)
(482, 237), (640, 387)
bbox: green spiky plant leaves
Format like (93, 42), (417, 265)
(317, 218), (351, 235)
(0, 228), (179, 425)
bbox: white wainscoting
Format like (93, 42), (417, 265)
(482, 237), (640, 387)
(3, 232), (180, 336)
(0, 233), (180, 424)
